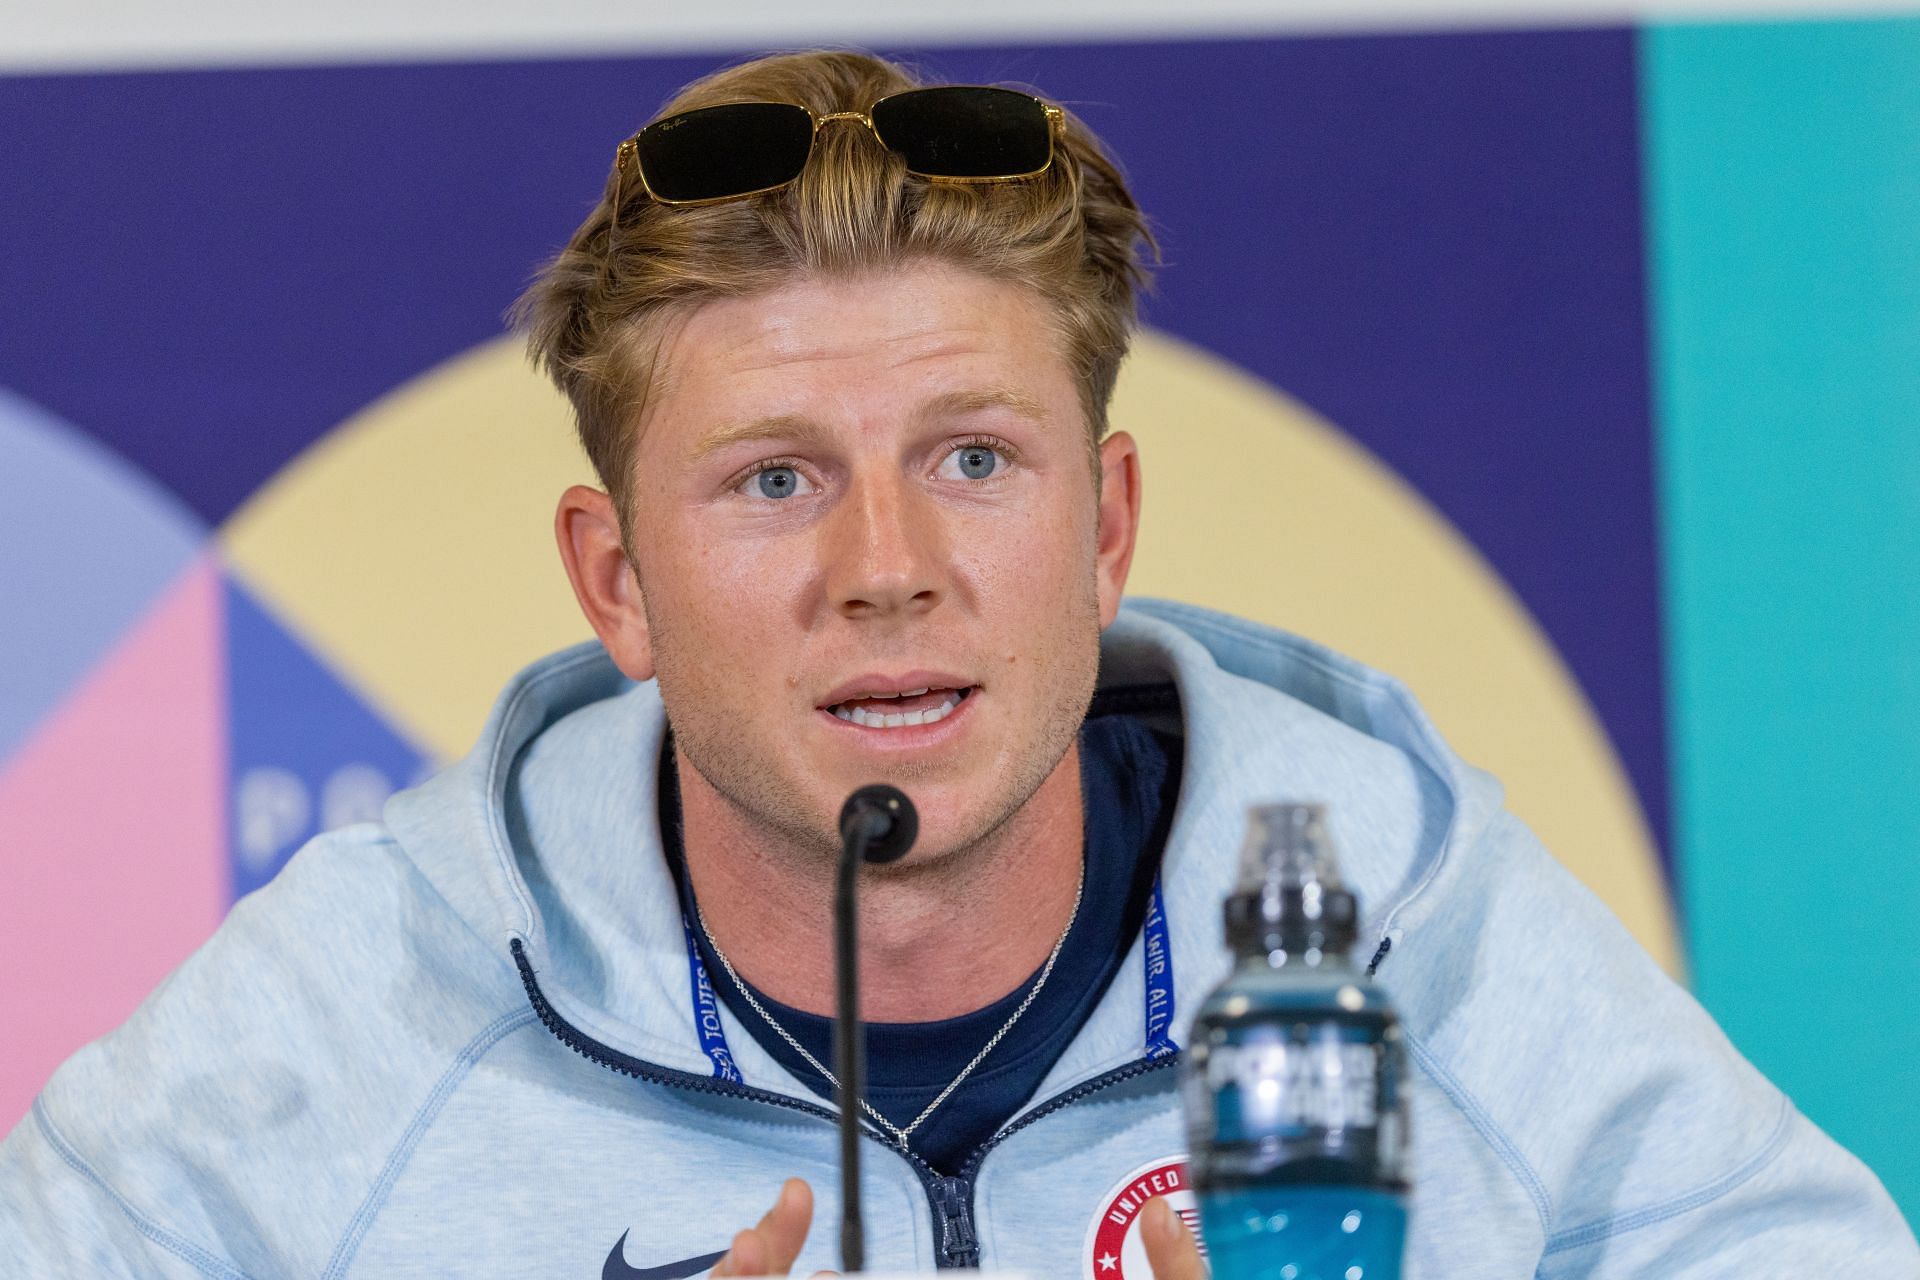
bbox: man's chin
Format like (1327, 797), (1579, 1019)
(850, 766), (1053, 865)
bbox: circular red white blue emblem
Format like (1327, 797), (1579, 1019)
(1084, 1156), (1206, 1280)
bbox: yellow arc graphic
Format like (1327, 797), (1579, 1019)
(220, 330), (1679, 975)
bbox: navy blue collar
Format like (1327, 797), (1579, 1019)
(659, 695), (1183, 1173)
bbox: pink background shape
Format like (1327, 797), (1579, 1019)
(0, 556), (228, 1133)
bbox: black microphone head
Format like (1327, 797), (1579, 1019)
(839, 785), (918, 865)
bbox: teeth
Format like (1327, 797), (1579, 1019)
(831, 689), (965, 729)
(845, 685), (935, 702)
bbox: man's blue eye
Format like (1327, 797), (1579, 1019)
(757, 467), (799, 499)
(956, 447), (998, 480)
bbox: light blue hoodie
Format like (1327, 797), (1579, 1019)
(3, 600), (1914, 1278)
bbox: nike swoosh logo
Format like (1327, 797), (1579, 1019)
(602, 1231), (728, 1280)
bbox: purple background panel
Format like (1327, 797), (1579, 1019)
(960, 33), (1665, 869)
(0, 31), (1664, 868)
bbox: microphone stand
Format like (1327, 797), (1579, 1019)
(834, 786), (917, 1273)
(835, 814), (874, 1274)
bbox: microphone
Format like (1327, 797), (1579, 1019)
(835, 784), (918, 1272)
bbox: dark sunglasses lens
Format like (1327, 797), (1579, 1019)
(635, 102), (814, 202)
(870, 87), (1051, 178)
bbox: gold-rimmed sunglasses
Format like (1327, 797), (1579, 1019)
(611, 85), (1065, 216)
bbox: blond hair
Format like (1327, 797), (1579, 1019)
(513, 50), (1154, 521)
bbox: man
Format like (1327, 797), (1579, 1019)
(2, 49), (1913, 1278)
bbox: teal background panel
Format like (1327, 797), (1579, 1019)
(1643, 15), (1920, 1224)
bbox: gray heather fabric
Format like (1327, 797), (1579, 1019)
(2, 600), (1913, 1277)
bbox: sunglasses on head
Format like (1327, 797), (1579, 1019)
(612, 85), (1064, 213)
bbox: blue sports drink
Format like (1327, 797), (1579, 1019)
(1182, 803), (1409, 1280)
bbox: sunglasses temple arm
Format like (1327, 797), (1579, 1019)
(610, 138), (639, 243)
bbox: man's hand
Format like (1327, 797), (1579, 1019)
(1141, 1196), (1208, 1280)
(707, 1179), (1206, 1279)
(711, 1178), (816, 1277)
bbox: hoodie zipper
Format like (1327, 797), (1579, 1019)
(928, 1052), (1183, 1266)
(927, 1176), (980, 1267)
(511, 940), (1181, 1269)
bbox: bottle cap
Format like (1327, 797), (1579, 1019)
(1224, 802), (1359, 957)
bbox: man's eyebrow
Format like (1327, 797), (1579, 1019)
(689, 389), (1052, 461)
(688, 414), (834, 461)
(920, 387), (1052, 422)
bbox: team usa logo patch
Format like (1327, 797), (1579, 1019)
(1084, 1157), (1207, 1280)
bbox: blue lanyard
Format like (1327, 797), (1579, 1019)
(681, 875), (1179, 1080)
(1141, 877), (1180, 1060)
(680, 914), (743, 1084)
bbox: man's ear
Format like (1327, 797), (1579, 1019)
(1094, 430), (1142, 628)
(555, 484), (655, 682)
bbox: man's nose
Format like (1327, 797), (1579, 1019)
(823, 468), (946, 619)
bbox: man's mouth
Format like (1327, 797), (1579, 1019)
(824, 686), (975, 729)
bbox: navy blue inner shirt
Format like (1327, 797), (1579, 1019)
(661, 694), (1181, 1175)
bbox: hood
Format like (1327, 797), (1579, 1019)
(384, 598), (1503, 1100)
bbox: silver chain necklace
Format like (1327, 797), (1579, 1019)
(693, 861), (1086, 1151)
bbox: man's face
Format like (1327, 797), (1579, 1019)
(610, 260), (1138, 862)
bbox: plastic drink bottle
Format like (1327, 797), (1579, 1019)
(1181, 803), (1409, 1280)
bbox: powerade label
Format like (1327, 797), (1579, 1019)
(1185, 1008), (1407, 1189)
(1206, 1034), (1381, 1127)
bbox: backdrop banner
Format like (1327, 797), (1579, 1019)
(1, 16), (1915, 1221)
